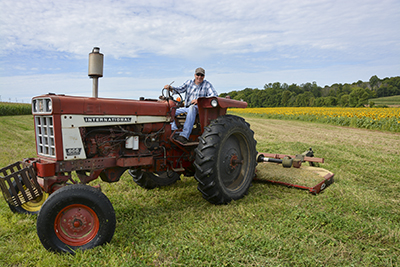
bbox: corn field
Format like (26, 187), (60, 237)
(0, 102), (32, 116)
(230, 107), (400, 132)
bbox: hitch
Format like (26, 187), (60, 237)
(254, 148), (334, 194)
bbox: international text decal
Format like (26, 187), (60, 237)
(84, 117), (132, 123)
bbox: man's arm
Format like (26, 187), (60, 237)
(164, 80), (190, 94)
(205, 81), (218, 97)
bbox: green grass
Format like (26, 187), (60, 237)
(0, 115), (399, 266)
(369, 95), (400, 106)
(0, 102), (32, 116)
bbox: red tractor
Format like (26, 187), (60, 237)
(0, 48), (333, 254)
(0, 89), (257, 253)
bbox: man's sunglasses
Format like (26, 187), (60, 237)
(196, 73), (204, 77)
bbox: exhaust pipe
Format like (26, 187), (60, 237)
(88, 47), (104, 98)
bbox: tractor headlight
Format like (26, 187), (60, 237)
(32, 100), (37, 113)
(32, 98), (52, 114)
(46, 99), (52, 112)
(210, 99), (218, 108)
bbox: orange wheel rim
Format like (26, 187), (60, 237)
(54, 204), (100, 246)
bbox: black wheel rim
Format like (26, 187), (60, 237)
(218, 133), (249, 191)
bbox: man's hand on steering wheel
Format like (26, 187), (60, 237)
(163, 84), (173, 91)
(162, 85), (184, 106)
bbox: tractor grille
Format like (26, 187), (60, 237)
(35, 116), (56, 157)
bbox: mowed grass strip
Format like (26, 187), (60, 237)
(0, 115), (399, 267)
(370, 95), (400, 106)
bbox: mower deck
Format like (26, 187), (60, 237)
(254, 150), (334, 194)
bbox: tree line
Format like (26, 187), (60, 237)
(219, 75), (400, 107)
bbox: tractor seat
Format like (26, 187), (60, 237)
(174, 113), (201, 135)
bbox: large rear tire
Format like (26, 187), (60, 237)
(128, 169), (180, 189)
(194, 115), (257, 204)
(36, 184), (116, 254)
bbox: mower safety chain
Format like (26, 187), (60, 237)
(0, 161), (43, 207)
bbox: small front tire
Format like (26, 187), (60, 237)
(8, 180), (49, 215)
(36, 184), (116, 254)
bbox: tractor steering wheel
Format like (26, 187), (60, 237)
(162, 87), (184, 107)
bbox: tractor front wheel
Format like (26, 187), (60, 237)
(8, 181), (49, 215)
(36, 184), (116, 254)
(194, 115), (257, 204)
(9, 192), (49, 215)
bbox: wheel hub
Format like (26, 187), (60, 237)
(65, 212), (88, 232)
(73, 220), (81, 228)
(223, 148), (241, 175)
(55, 204), (99, 245)
(219, 140), (245, 191)
(230, 154), (243, 169)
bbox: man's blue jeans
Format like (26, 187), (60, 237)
(171, 105), (198, 139)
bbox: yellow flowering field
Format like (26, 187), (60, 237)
(230, 107), (400, 132)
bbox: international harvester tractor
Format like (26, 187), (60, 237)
(0, 48), (333, 253)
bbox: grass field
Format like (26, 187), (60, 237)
(0, 115), (399, 266)
(369, 95), (400, 106)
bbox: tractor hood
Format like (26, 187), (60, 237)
(32, 94), (174, 117)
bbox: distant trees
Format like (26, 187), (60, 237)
(219, 76), (400, 107)
(369, 75), (379, 90)
(349, 87), (371, 107)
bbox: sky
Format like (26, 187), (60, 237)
(0, 0), (399, 103)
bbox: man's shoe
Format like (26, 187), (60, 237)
(175, 135), (188, 144)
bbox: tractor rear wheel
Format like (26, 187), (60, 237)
(194, 115), (257, 204)
(128, 169), (180, 189)
(36, 184), (116, 254)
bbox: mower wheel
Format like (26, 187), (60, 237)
(128, 169), (180, 189)
(36, 184), (115, 254)
(194, 115), (257, 205)
(8, 181), (49, 215)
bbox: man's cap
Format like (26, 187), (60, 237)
(195, 67), (205, 75)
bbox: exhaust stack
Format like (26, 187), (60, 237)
(88, 47), (104, 98)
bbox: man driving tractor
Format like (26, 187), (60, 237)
(164, 67), (218, 144)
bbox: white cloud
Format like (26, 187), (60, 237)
(0, 0), (399, 103)
(1, 0), (399, 59)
